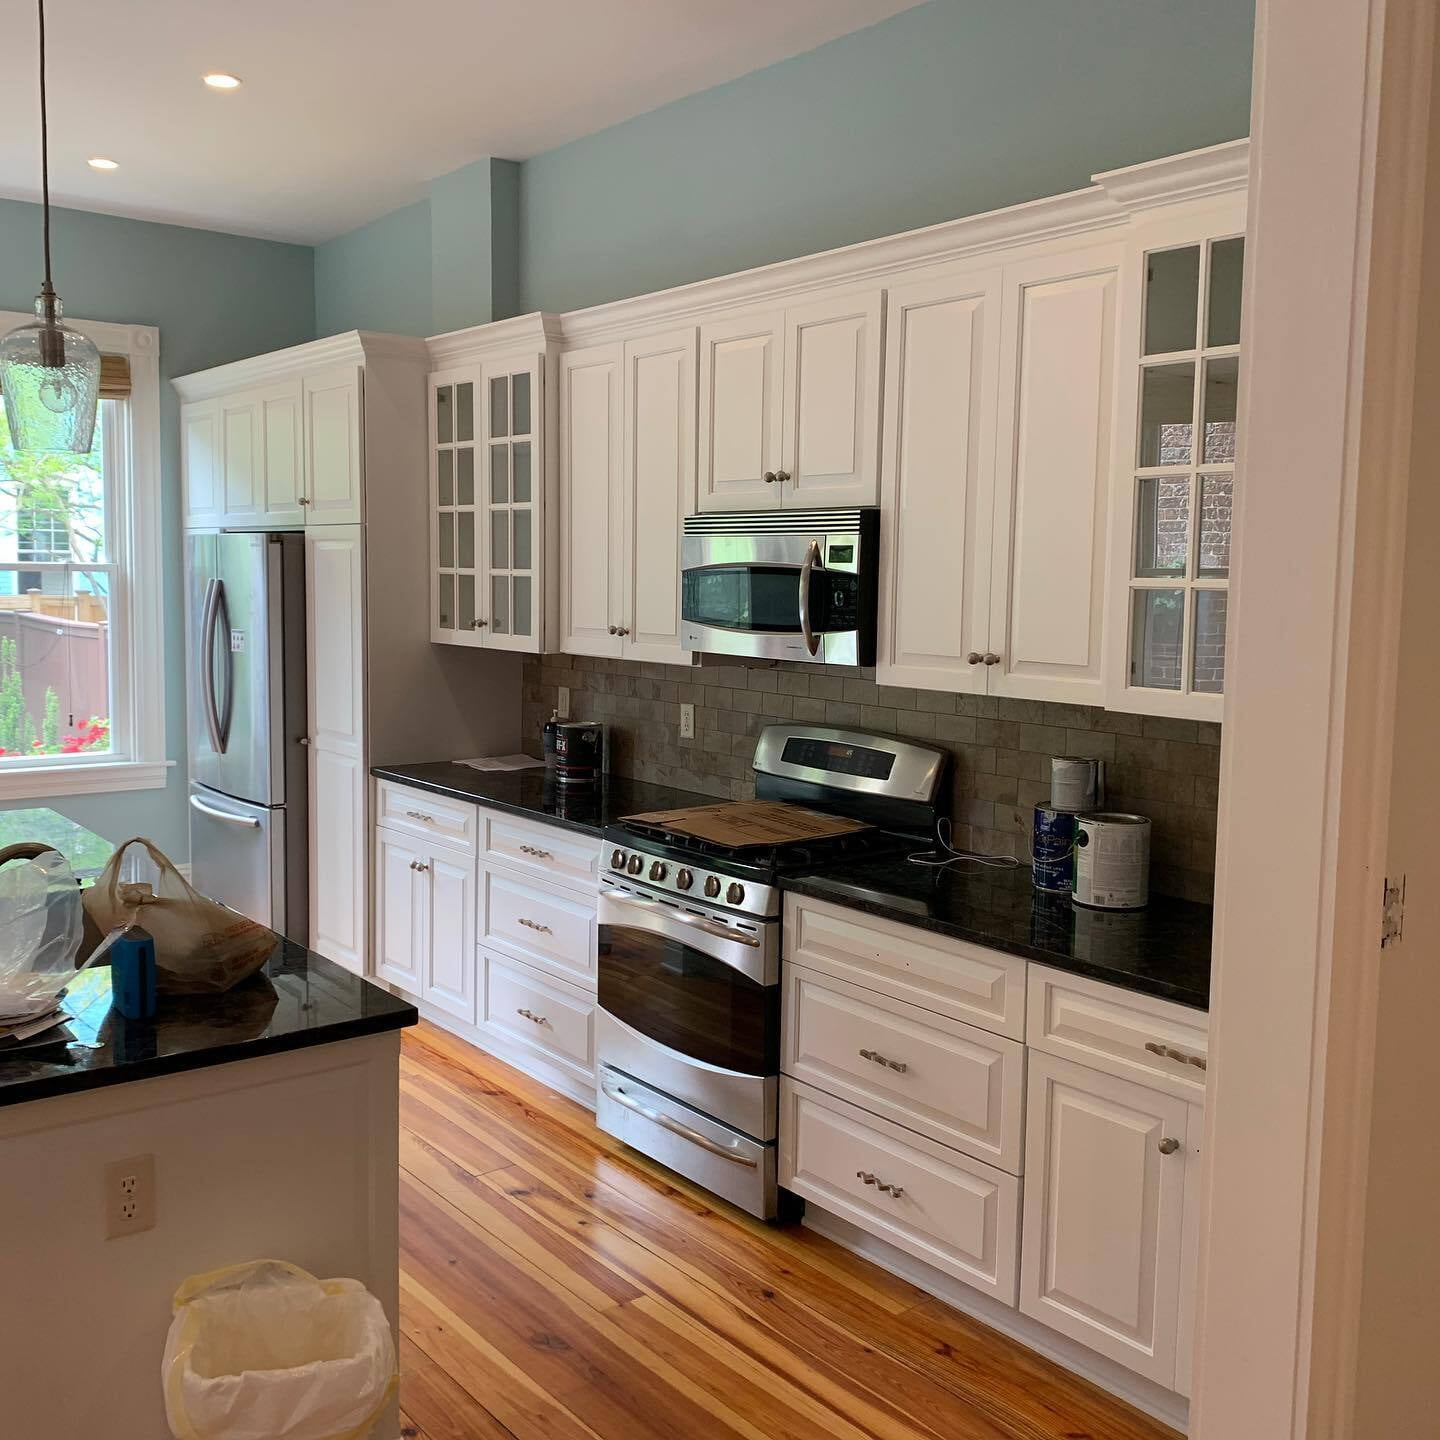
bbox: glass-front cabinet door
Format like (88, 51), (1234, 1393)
(430, 367), (483, 646)
(480, 352), (543, 652)
(1108, 213), (1244, 718)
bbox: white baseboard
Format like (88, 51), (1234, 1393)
(802, 1206), (1191, 1435)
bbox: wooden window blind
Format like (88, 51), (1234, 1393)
(99, 353), (131, 399)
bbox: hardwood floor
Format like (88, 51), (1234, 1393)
(397, 1022), (1181, 1440)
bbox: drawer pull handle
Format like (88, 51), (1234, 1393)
(1145, 1041), (1207, 1071)
(517, 917), (553, 935)
(856, 1169), (903, 1199)
(519, 844), (554, 860)
(413, 862), (429, 874)
(859, 1047), (908, 1074)
(516, 1007), (549, 1026)
(405, 810), (436, 824)
(856, 1170), (877, 1185)
(1158, 1137), (1181, 1156)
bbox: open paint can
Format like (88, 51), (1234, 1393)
(1050, 755), (1105, 812)
(1073, 813), (1151, 910)
(1031, 805), (1077, 894)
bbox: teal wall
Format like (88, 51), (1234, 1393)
(314, 199), (431, 338)
(518, 0), (1255, 313)
(0, 198), (315, 855)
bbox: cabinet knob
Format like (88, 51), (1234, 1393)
(608, 625), (618, 635)
(966, 652), (983, 665)
(1158, 1137), (1181, 1155)
(298, 496), (311, 506)
(983, 651), (1001, 666)
(472, 618), (488, 629)
(617, 626), (629, 637)
(298, 736), (311, 747)
(763, 471), (778, 484)
(775, 470), (792, 483)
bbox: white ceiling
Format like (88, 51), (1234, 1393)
(0, 0), (920, 245)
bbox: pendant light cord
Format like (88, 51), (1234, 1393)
(37, 0), (53, 299)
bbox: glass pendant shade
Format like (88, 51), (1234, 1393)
(0, 291), (101, 453)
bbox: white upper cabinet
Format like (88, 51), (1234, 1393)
(430, 365), (483, 646)
(302, 365), (364, 525)
(988, 246), (1119, 705)
(220, 392), (262, 524)
(181, 400), (222, 528)
(258, 380), (304, 525)
(878, 244), (1120, 705)
(878, 267), (1003, 694)
(698, 288), (881, 511)
(560, 328), (696, 664)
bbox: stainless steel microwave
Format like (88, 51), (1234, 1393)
(680, 508), (879, 666)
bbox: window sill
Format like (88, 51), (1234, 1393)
(0, 760), (173, 800)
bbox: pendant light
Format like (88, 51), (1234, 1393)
(0, 0), (100, 454)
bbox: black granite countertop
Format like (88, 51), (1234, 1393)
(784, 856), (1212, 1010)
(0, 940), (416, 1108)
(371, 762), (722, 837)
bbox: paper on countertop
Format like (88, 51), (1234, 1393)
(0, 1006), (67, 1046)
(454, 754), (547, 773)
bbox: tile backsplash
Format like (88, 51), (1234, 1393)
(522, 655), (1220, 902)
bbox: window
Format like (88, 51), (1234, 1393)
(0, 316), (164, 796)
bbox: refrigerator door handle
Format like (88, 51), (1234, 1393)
(189, 793), (262, 829)
(205, 578), (235, 755)
(200, 577), (224, 755)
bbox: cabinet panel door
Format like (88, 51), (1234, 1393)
(781, 289), (882, 508)
(182, 400), (222, 528)
(622, 327), (695, 664)
(560, 344), (623, 657)
(310, 745), (365, 974)
(375, 830), (426, 991)
(429, 367), (485, 647)
(1019, 1050), (1189, 1386)
(221, 393), (262, 524)
(306, 528), (365, 755)
(989, 248), (1119, 704)
(304, 366), (364, 524)
(425, 847), (476, 1023)
(1173, 1098), (1205, 1399)
(260, 380), (304, 525)
(697, 310), (784, 511)
(877, 268), (1002, 693)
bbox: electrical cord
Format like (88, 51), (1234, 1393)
(906, 816), (1022, 872)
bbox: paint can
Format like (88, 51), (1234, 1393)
(1072, 812), (1151, 910)
(1031, 805), (1077, 894)
(1050, 755), (1105, 813)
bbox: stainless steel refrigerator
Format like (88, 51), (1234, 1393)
(186, 531), (308, 941)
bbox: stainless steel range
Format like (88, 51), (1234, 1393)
(595, 725), (949, 1219)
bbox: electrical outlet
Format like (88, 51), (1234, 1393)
(105, 1154), (156, 1239)
(557, 686), (570, 719)
(679, 703), (695, 740)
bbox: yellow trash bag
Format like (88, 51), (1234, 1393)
(162, 1260), (397, 1440)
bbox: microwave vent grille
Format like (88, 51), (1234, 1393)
(683, 508), (868, 536)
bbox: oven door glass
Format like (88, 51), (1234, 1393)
(598, 921), (778, 1076)
(682, 564), (859, 636)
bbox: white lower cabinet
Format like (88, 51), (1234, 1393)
(479, 949), (596, 1087)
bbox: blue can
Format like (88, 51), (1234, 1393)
(110, 925), (158, 1020)
(1032, 805), (1077, 894)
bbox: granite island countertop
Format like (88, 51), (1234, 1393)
(0, 940), (416, 1107)
(371, 761), (723, 837)
(784, 855), (1212, 1010)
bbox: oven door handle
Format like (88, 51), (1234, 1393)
(601, 1073), (760, 1168)
(599, 886), (761, 948)
(798, 540), (823, 657)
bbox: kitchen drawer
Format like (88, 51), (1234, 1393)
(483, 810), (600, 893)
(782, 963), (1024, 1173)
(480, 866), (598, 990)
(376, 780), (478, 856)
(784, 894), (1026, 1040)
(1027, 964), (1208, 1100)
(779, 1077), (1019, 1304)
(480, 949), (595, 1083)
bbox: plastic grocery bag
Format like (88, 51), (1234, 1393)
(162, 1260), (397, 1440)
(83, 838), (275, 994)
(0, 843), (84, 1021)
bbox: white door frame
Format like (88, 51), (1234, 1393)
(1195, 0), (1436, 1434)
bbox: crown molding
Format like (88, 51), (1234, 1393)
(1092, 138), (1250, 212)
(172, 329), (428, 401)
(426, 312), (563, 369)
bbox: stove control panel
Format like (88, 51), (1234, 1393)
(605, 846), (778, 920)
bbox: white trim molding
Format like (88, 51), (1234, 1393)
(171, 330), (427, 402)
(0, 758), (171, 799)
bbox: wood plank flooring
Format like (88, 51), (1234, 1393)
(397, 1022), (1181, 1440)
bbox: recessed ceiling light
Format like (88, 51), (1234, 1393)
(87, 156), (118, 171)
(202, 72), (242, 91)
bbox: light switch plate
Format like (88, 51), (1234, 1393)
(557, 686), (570, 719)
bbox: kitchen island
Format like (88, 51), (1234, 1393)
(0, 937), (415, 1438)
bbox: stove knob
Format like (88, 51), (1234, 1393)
(703, 875), (721, 899)
(649, 861), (668, 882)
(610, 848), (627, 871)
(726, 882), (746, 906)
(675, 868), (694, 891)
(627, 854), (644, 875)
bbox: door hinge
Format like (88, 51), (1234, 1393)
(1381, 874), (1406, 949)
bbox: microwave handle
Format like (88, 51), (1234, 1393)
(798, 540), (823, 657)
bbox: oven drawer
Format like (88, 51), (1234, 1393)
(481, 867), (598, 989)
(784, 894), (1026, 1040)
(779, 1077), (1019, 1304)
(1027, 964), (1208, 1100)
(483, 810), (600, 892)
(377, 780), (478, 855)
(480, 950), (595, 1083)
(782, 963), (1024, 1173)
